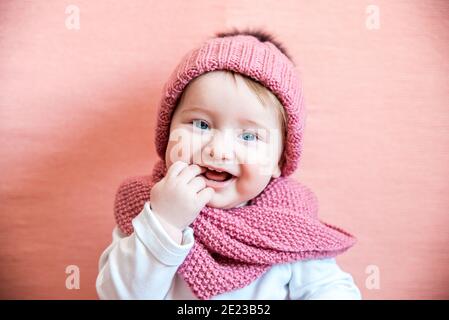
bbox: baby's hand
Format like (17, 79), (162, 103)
(150, 161), (215, 232)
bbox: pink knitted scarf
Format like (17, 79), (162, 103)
(114, 159), (356, 300)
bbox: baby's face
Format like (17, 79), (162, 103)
(165, 71), (283, 209)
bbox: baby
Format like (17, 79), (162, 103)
(96, 29), (362, 300)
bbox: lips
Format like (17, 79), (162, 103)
(204, 168), (230, 181)
(198, 165), (236, 189)
(199, 164), (235, 176)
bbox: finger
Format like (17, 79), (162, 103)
(197, 187), (215, 206)
(178, 164), (205, 184)
(188, 176), (206, 193)
(166, 161), (189, 180)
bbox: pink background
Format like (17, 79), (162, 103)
(1, 0), (448, 299)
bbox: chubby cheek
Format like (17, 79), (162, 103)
(235, 163), (272, 198)
(236, 143), (278, 175)
(165, 129), (197, 167)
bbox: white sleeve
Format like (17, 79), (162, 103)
(96, 201), (194, 300)
(288, 258), (362, 300)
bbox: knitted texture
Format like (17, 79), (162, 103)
(113, 34), (356, 299)
(114, 159), (356, 300)
(155, 34), (305, 177)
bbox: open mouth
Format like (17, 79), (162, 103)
(199, 166), (236, 189)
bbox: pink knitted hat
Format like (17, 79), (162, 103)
(155, 33), (305, 176)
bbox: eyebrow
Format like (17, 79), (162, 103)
(180, 106), (215, 116)
(180, 106), (270, 131)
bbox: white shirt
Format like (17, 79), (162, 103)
(96, 202), (362, 300)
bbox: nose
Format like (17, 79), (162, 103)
(204, 129), (235, 162)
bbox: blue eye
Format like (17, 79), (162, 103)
(240, 132), (258, 142)
(192, 119), (209, 130)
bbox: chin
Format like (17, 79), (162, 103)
(206, 194), (233, 209)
